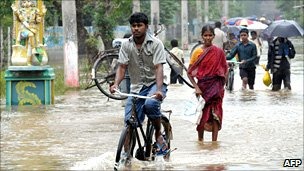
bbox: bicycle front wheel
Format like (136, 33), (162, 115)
(227, 69), (234, 92)
(115, 126), (136, 169)
(149, 116), (173, 160)
(93, 53), (127, 100)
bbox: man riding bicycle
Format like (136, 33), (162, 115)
(109, 12), (168, 155)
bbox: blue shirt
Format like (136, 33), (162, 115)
(226, 41), (257, 68)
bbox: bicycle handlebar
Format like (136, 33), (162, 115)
(154, 24), (165, 37)
(114, 89), (156, 99)
(226, 60), (242, 64)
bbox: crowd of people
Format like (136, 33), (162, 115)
(109, 12), (297, 160)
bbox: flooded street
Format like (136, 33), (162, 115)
(1, 45), (303, 170)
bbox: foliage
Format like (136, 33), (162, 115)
(0, 70), (5, 98)
(208, 1), (222, 21)
(141, 0), (180, 26)
(0, 0), (14, 27)
(43, 0), (62, 27)
(85, 0), (132, 49)
(229, 1), (245, 18)
(159, 1), (180, 25)
(53, 68), (69, 95)
(275, 0), (303, 26)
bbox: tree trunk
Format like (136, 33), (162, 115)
(76, 0), (89, 56)
(133, 0), (140, 13)
(181, 0), (189, 50)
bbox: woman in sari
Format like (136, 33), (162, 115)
(187, 25), (228, 141)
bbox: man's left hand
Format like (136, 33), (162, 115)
(153, 91), (163, 100)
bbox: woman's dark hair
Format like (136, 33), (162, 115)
(201, 24), (215, 35)
(129, 12), (149, 25)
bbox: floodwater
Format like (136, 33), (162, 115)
(1, 42), (303, 170)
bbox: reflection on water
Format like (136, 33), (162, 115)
(1, 47), (303, 170)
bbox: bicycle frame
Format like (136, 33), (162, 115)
(226, 60), (241, 92)
(114, 89), (172, 168)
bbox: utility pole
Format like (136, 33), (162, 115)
(181, 0), (189, 50)
(150, 0), (159, 34)
(204, 0), (209, 23)
(62, 0), (79, 87)
(195, 0), (203, 36)
(223, 0), (229, 21)
(8, 27), (11, 66)
(133, 0), (140, 13)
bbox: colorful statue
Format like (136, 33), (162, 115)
(11, 0), (48, 66)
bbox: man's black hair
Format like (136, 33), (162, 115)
(239, 28), (249, 35)
(250, 30), (257, 35)
(129, 12), (149, 25)
(215, 21), (221, 28)
(170, 39), (178, 48)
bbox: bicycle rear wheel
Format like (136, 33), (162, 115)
(115, 126), (136, 169)
(165, 48), (194, 89)
(190, 41), (203, 58)
(93, 53), (127, 100)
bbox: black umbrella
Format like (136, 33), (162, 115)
(262, 20), (304, 38)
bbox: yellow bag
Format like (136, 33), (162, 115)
(263, 70), (272, 87)
(260, 64), (272, 87)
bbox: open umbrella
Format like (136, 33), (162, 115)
(222, 25), (244, 36)
(235, 19), (254, 26)
(224, 17), (244, 26)
(247, 21), (268, 31)
(262, 20), (304, 38)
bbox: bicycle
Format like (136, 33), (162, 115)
(226, 60), (241, 92)
(85, 25), (194, 100)
(113, 89), (174, 170)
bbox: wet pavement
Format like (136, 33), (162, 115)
(1, 42), (303, 170)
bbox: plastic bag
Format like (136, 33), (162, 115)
(260, 64), (272, 87)
(263, 70), (272, 87)
(183, 93), (205, 116)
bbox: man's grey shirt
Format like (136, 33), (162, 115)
(118, 33), (167, 93)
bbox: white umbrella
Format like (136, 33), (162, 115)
(247, 21), (268, 31)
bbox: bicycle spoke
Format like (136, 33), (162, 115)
(93, 53), (127, 100)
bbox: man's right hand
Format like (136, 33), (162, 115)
(109, 84), (118, 94)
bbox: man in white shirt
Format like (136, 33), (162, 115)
(169, 39), (184, 84)
(213, 21), (227, 50)
(250, 31), (263, 65)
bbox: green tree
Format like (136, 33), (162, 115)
(140, 0), (179, 26)
(275, 0), (303, 26)
(0, 0), (14, 27)
(229, 0), (245, 18)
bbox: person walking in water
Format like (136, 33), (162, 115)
(169, 39), (184, 84)
(213, 21), (227, 50)
(250, 31), (263, 65)
(266, 37), (296, 91)
(187, 25), (228, 141)
(226, 28), (257, 90)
